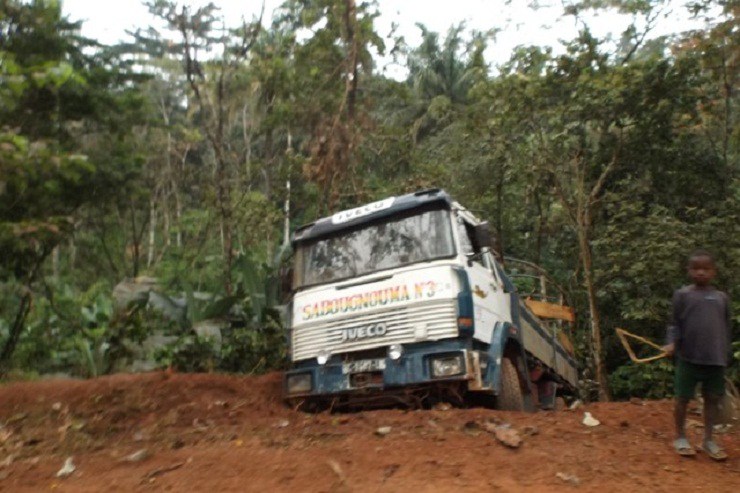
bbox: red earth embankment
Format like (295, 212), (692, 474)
(0, 372), (737, 492)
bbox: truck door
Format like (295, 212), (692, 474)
(456, 218), (510, 343)
(484, 251), (512, 324)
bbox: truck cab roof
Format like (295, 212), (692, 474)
(292, 188), (455, 246)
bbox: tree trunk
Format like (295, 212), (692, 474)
(52, 246), (60, 279)
(0, 289), (32, 371)
(129, 201), (140, 277)
(68, 237), (76, 270)
(214, 148), (233, 295)
(283, 179), (291, 247)
(577, 212), (610, 401)
(242, 102), (252, 187)
(344, 0), (358, 120)
(175, 186), (182, 248)
(147, 198), (156, 268)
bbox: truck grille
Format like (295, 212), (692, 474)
(291, 298), (458, 362)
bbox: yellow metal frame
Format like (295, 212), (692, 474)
(524, 298), (576, 322)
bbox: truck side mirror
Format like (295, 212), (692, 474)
(473, 222), (492, 250)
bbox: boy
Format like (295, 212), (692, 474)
(663, 249), (732, 461)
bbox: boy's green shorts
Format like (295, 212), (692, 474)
(674, 358), (725, 399)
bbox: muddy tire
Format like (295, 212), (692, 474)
(497, 357), (525, 411)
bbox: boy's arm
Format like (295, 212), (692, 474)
(725, 292), (733, 364)
(664, 290), (682, 355)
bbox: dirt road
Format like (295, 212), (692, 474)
(0, 372), (737, 492)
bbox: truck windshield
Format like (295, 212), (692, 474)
(294, 208), (455, 288)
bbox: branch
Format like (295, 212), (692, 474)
(620, 7), (662, 65)
(536, 131), (578, 225)
(588, 134), (622, 205)
(236, 4), (263, 58)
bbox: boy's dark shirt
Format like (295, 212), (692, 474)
(667, 285), (731, 367)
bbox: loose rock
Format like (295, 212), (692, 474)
(123, 449), (150, 463)
(56, 457), (75, 478)
(582, 412), (600, 427)
(494, 427), (522, 448)
(568, 400), (583, 411)
(375, 426), (392, 436)
(462, 421), (481, 436)
(327, 459), (346, 483)
(556, 472), (580, 486)
(523, 426), (539, 436)
(482, 422), (522, 448)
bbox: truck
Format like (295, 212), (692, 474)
(284, 189), (578, 411)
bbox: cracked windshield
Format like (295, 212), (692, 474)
(297, 208), (455, 287)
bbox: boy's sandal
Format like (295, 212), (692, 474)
(700, 441), (728, 461)
(673, 438), (696, 456)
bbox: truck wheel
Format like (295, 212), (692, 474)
(497, 357), (526, 411)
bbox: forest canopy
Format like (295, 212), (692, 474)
(0, 0), (737, 400)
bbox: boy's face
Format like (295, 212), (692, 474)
(688, 255), (715, 287)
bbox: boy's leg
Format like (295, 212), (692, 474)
(673, 358), (696, 438)
(673, 398), (695, 455)
(675, 397), (690, 439)
(702, 393), (719, 443)
(672, 359), (696, 455)
(701, 366), (727, 460)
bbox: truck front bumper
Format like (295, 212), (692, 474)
(284, 341), (487, 401)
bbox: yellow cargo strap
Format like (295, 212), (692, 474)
(614, 327), (667, 363)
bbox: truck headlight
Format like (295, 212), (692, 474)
(317, 349), (331, 365)
(388, 344), (404, 361)
(431, 354), (464, 378)
(286, 373), (312, 394)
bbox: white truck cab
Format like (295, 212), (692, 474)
(284, 189), (577, 410)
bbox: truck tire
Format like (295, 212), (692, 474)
(497, 357), (526, 411)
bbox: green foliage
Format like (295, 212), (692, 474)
(1, 0), (736, 396)
(0, 133), (91, 273)
(149, 245), (288, 374)
(0, 0), (149, 368)
(218, 316), (286, 374)
(8, 280), (155, 377)
(155, 313), (286, 375)
(609, 360), (674, 400)
(728, 341), (740, 385)
(154, 334), (219, 373)
(153, 255), (288, 375)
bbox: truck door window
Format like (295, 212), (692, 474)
(456, 217), (474, 256)
(457, 218), (482, 265)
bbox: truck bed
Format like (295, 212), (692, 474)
(516, 299), (578, 388)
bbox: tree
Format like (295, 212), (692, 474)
(0, 0), (146, 368)
(135, 0), (263, 294)
(281, 0), (385, 210)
